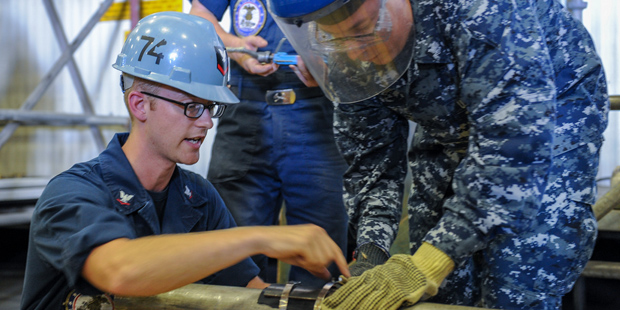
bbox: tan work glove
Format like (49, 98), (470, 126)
(321, 242), (454, 310)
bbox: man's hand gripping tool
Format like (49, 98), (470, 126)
(226, 38), (298, 65)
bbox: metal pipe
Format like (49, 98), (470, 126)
(566, 0), (588, 21)
(581, 261), (620, 280)
(592, 180), (620, 221)
(0, 110), (129, 127)
(115, 284), (273, 310)
(610, 95), (620, 111)
(115, 284), (488, 310)
(612, 166), (620, 196)
(0, 206), (34, 227)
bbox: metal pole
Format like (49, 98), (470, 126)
(130, 0), (141, 29)
(572, 277), (586, 310)
(566, 0), (588, 21)
(0, 110), (129, 127)
(581, 261), (620, 280)
(42, 0), (106, 151)
(592, 180), (620, 221)
(115, 284), (273, 310)
(610, 95), (620, 111)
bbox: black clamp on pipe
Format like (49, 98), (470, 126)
(258, 281), (341, 310)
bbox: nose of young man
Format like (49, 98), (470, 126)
(193, 109), (215, 130)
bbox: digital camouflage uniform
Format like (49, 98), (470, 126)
(335, 0), (609, 309)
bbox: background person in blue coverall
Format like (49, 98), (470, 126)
(20, 12), (349, 310)
(268, 0), (610, 309)
(189, 0), (350, 287)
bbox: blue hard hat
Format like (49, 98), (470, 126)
(112, 11), (239, 104)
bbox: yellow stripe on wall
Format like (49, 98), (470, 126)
(101, 0), (183, 22)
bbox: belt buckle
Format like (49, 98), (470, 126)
(266, 89), (296, 105)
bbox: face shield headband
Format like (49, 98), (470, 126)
(270, 0), (414, 103)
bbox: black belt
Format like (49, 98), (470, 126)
(230, 86), (324, 105)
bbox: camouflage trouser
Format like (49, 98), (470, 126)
(408, 144), (599, 309)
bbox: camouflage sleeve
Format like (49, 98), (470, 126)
(423, 0), (558, 261)
(334, 96), (410, 252)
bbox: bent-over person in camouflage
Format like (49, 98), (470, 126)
(267, 0), (610, 309)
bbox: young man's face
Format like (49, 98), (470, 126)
(144, 85), (214, 166)
(316, 0), (412, 65)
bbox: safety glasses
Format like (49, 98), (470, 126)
(140, 91), (226, 118)
(309, 0), (392, 52)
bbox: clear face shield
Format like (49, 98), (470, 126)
(269, 0), (414, 103)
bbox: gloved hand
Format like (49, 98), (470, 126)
(321, 242), (454, 310)
(348, 243), (390, 277)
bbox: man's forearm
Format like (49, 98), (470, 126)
(82, 227), (267, 296)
